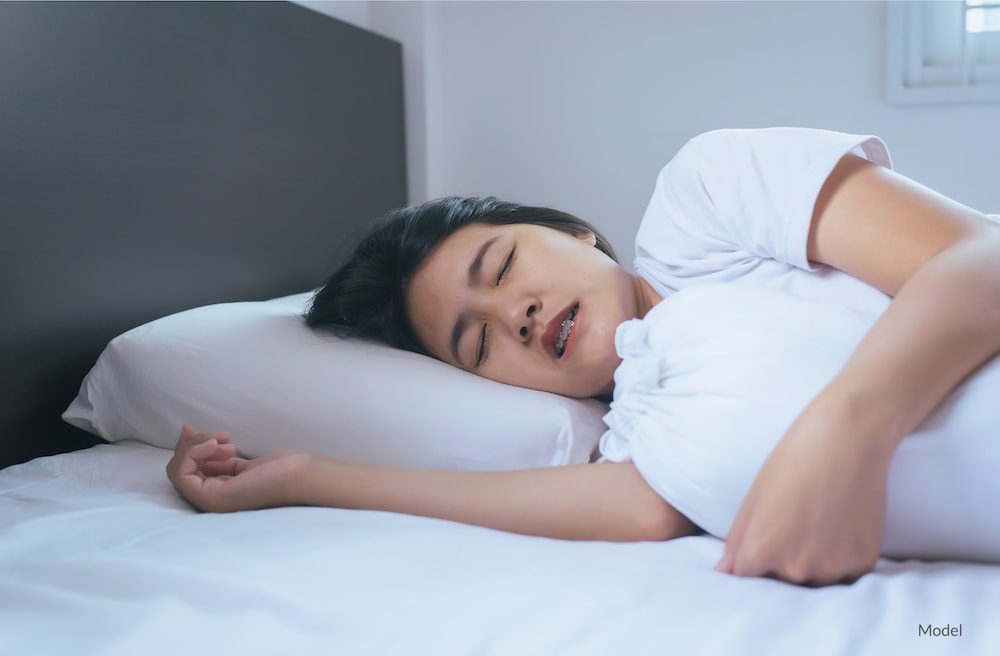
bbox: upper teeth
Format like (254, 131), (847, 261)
(554, 305), (578, 354)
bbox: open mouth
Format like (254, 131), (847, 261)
(554, 303), (580, 358)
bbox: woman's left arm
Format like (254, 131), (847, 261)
(716, 154), (1000, 586)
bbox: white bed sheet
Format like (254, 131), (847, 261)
(1, 441), (997, 656)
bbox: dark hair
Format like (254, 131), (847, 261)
(302, 196), (619, 360)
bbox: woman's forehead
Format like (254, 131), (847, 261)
(426, 223), (512, 271)
(405, 225), (502, 360)
(417, 225), (501, 292)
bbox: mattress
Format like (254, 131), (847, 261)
(2, 441), (997, 655)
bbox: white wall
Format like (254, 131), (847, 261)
(294, 0), (370, 30)
(298, 1), (1000, 272)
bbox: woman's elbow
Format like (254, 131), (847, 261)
(645, 504), (703, 541)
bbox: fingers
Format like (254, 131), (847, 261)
(185, 440), (238, 480)
(168, 424), (237, 487)
(716, 548), (772, 579)
(715, 530), (773, 579)
(177, 424), (231, 448)
(733, 556), (774, 580)
(717, 546), (865, 587)
(179, 423), (230, 442)
(201, 441), (238, 461)
(713, 552), (734, 574)
(201, 458), (245, 476)
(715, 511), (750, 574)
(188, 438), (224, 460)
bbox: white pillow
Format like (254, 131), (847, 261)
(62, 290), (608, 470)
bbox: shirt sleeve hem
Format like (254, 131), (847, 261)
(784, 135), (894, 272)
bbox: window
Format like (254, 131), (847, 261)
(886, 0), (1000, 105)
(966, 0), (1000, 33)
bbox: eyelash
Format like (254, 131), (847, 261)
(476, 248), (515, 367)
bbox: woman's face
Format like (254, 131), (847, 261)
(405, 222), (647, 399)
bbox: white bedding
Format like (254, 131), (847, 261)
(2, 441), (998, 655)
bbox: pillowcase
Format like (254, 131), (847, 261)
(62, 290), (608, 470)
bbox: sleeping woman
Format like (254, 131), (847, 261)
(165, 127), (1000, 588)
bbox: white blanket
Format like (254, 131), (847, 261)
(1, 440), (999, 655)
(598, 282), (1000, 562)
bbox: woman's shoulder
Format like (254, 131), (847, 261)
(634, 126), (894, 288)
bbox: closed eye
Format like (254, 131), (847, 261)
(476, 247), (515, 367)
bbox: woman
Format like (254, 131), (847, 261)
(166, 127), (1000, 587)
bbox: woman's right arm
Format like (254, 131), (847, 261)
(302, 456), (702, 543)
(167, 424), (701, 543)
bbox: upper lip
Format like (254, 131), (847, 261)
(542, 301), (577, 359)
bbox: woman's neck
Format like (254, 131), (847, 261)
(632, 274), (663, 319)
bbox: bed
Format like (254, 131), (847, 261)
(2, 439), (998, 655)
(2, 3), (997, 654)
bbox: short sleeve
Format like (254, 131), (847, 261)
(634, 127), (893, 281)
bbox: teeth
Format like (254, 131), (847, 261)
(554, 305), (578, 356)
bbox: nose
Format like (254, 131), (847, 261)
(479, 289), (540, 345)
(510, 301), (538, 342)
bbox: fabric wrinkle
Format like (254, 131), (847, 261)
(600, 318), (673, 463)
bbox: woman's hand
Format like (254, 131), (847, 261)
(713, 400), (891, 587)
(165, 424), (314, 512)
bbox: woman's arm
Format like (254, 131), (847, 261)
(301, 457), (701, 542)
(807, 155), (1000, 456)
(166, 425), (702, 543)
(716, 155), (1000, 585)
(817, 232), (1000, 456)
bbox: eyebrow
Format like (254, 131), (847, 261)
(450, 235), (501, 367)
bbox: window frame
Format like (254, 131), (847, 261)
(886, 0), (1000, 107)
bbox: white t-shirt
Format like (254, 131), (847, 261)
(597, 282), (1000, 561)
(595, 126), (896, 469)
(591, 128), (1000, 559)
(632, 126), (895, 317)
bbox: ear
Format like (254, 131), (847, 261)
(576, 230), (597, 247)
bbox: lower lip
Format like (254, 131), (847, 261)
(559, 303), (581, 360)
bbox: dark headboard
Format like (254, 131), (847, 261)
(0, 2), (407, 468)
